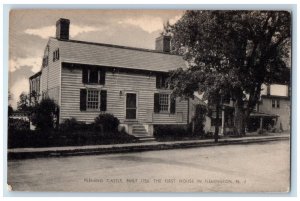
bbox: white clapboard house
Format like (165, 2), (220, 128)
(29, 18), (189, 137)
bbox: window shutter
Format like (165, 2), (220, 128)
(170, 96), (176, 114)
(156, 75), (161, 89)
(80, 89), (87, 111)
(154, 93), (160, 113)
(162, 75), (166, 88)
(99, 69), (106, 85)
(82, 68), (88, 84)
(100, 90), (107, 111)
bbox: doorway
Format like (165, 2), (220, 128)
(126, 93), (137, 119)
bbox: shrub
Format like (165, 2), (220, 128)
(191, 104), (207, 136)
(8, 128), (137, 148)
(31, 98), (59, 131)
(94, 113), (120, 132)
(203, 131), (214, 139)
(8, 129), (53, 148)
(154, 124), (190, 139)
(8, 118), (30, 131)
(60, 118), (80, 132)
(257, 128), (267, 135)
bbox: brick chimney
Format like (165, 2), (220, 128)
(155, 35), (171, 53)
(56, 18), (70, 40)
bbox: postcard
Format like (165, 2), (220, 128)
(7, 9), (291, 192)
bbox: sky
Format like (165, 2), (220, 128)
(9, 9), (184, 109)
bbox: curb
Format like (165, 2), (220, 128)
(8, 136), (289, 160)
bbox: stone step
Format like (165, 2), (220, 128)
(132, 128), (147, 132)
(138, 137), (156, 142)
(132, 132), (151, 136)
(132, 133), (149, 136)
(133, 131), (147, 134)
(130, 123), (154, 141)
(132, 133), (151, 137)
(132, 124), (145, 127)
(132, 126), (146, 130)
(132, 133), (150, 136)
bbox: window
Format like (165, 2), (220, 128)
(154, 93), (176, 114)
(87, 90), (99, 110)
(88, 69), (100, 84)
(32, 80), (36, 92)
(42, 56), (48, 67)
(36, 78), (40, 94)
(82, 68), (105, 85)
(156, 74), (168, 89)
(80, 89), (107, 111)
(159, 94), (169, 112)
(272, 99), (280, 108)
(53, 49), (60, 62)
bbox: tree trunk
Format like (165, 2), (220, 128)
(214, 102), (220, 142)
(234, 99), (245, 136)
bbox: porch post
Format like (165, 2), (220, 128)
(221, 108), (225, 135)
(259, 117), (263, 130)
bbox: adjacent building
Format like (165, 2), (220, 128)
(190, 84), (291, 135)
(256, 84), (291, 131)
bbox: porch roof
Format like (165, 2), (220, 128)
(250, 112), (279, 118)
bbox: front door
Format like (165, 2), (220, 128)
(126, 93), (137, 119)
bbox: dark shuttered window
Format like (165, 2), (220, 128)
(100, 90), (107, 111)
(154, 93), (160, 113)
(99, 69), (106, 85)
(80, 89), (87, 111)
(80, 89), (107, 112)
(154, 93), (176, 114)
(82, 69), (88, 84)
(88, 68), (99, 84)
(82, 67), (106, 85)
(156, 75), (161, 89)
(156, 74), (168, 89)
(170, 96), (176, 114)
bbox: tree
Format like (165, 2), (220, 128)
(8, 105), (13, 116)
(166, 11), (291, 135)
(16, 91), (39, 112)
(192, 104), (207, 137)
(8, 90), (13, 102)
(94, 113), (120, 132)
(169, 67), (231, 141)
(29, 91), (39, 106)
(17, 92), (30, 112)
(31, 98), (59, 131)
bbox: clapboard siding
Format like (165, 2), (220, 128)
(153, 99), (188, 124)
(40, 39), (61, 104)
(60, 66), (188, 124)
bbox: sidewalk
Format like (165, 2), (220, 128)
(8, 133), (290, 159)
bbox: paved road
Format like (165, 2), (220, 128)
(7, 140), (290, 192)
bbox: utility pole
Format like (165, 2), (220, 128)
(214, 96), (221, 143)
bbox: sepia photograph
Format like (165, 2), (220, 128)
(7, 9), (291, 193)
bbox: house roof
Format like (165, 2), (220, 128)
(29, 71), (42, 80)
(55, 38), (188, 72)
